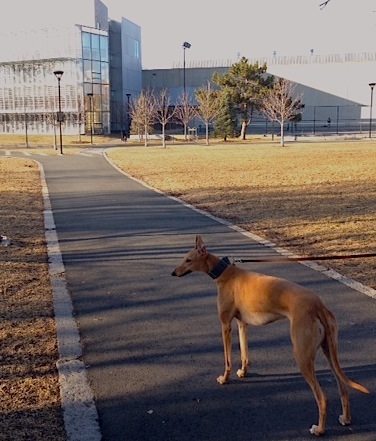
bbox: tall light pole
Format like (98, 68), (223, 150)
(152, 73), (157, 90)
(22, 68), (29, 148)
(368, 82), (376, 138)
(23, 95), (29, 148)
(87, 93), (94, 144)
(53, 70), (64, 154)
(182, 41), (191, 95)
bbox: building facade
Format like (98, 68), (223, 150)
(1, 0), (374, 138)
(0, 0), (142, 136)
(143, 53), (375, 135)
(109, 18), (142, 133)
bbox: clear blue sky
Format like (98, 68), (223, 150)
(3, 0), (375, 68)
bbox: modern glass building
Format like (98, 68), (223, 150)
(0, 0), (141, 136)
(82, 26), (110, 135)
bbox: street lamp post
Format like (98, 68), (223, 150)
(53, 70), (64, 154)
(152, 73), (156, 90)
(368, 82), (376, 138)
(126, 93), (131, 138)
(182, 41), (191, 95)
(87, 93), (94, 144)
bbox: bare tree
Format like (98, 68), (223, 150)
(174, 92), (196, 141)
(195, 82), (220, 145)
(45, 93), (57, 149)
(129, 88), (156, 146)
(261, 78), (304, 146)
(76, 93), (85, 142)
(128, 99), (142, 142)
(153, 88), (176, 148)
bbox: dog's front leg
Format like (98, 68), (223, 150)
(236, 319), (249, 378)
(217, 322), (232, 384)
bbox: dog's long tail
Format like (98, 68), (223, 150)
(318, 308), (370, 394)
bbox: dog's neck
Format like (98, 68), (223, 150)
(206, 254), (232, 279)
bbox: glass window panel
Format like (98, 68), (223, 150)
(92, 61), (101, 82)
(101, 85), (109, 110)
(84, 83), (93, 96)
(93, 84), (101, 96)
(101, 62), (109, 83)
(93, 96), (101, 113)
(85, 94), (91, 110)
(82, 32), (91, 59)
(91, 34), (100, 60)
(93, 112), (102, 134)
(100, 35), (108, 61)
(134, 40), (140, 58)
(83, 59), (92, 82)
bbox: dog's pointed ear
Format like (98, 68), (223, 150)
(195, 235), (203, 249)
(195, 235), (207, 257)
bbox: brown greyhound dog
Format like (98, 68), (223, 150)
(171, 235), (370, 436)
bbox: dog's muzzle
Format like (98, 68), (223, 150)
(171, 269), (192, 277)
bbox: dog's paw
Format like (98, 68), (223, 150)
(338, 415), (351, 426)
(236, 368), (246, 378)
(309, 425), (324, 436)
(217, 375), (228, 385)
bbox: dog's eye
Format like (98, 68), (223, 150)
(186, 259), (191, 263)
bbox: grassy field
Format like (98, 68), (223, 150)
(0, 137), (375, 439)
(106, 140), (376, 290)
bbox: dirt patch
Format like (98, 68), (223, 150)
(0, 158), (66, 440)
(107, 140), (375, 290)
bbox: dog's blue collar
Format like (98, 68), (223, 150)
(208, 257), (233, 279)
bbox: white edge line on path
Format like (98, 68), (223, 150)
(38, 161), (102, 441)
(104, 149), (376, 300)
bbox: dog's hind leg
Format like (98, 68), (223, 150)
(236, 319), (249, 378)
(320, 333), (351, 426)
(321, 311), (351, 426)
(291, 318), (328, 436)
(300, 361), (327, 436)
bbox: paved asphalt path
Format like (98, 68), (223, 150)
(10, 149), (376, 441)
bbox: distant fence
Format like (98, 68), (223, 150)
(175, 52), (376, 69)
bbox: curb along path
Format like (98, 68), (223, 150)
(39, 162), (102, 441)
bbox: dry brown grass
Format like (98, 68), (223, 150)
(107, 140), (376, 290)
(0, 133), (117, 147)
(0, 137), (374, 438)
(0, 158), (66, 440)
